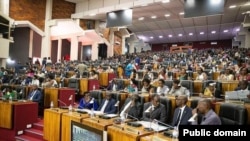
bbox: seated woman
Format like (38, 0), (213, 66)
(42, 74), (58, 87)
(89, 70), (99, 80)
(141, 78), (155, 94)
(200, 81), (222, 98)
(105, 65), (114, 73)
(124, 78), (138, 93)
(130, 69), (138, 79)
(3, 87), (17, 100)
(78, 92), (99, 110)
(195, 67), (207, 81)
(178, 68), (189, 80)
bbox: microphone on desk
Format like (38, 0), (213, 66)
(114, 101), (120, 115)
(127, 114), (142, 127)
(153, 119), (174, 129)
(58, 99), (68, 109)
(188, 113), (198, 122)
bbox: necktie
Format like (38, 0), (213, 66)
(175, 109), (182, 126)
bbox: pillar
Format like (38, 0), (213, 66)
(70, 36), (78, 61)
(57, 38), (62, 61)
(0, 0), (9, 15)
(91, 42), (98, 60)
(41, 0), (53, 58)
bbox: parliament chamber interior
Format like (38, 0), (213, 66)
(0, 0), (250, 141)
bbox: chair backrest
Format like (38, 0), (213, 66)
(160, 97), (172, 124)
(180, 80), (193, 96)
(219, 103), (248, 125)
(164, 80), (173, 89)
(14, 86), (26, 99)
(90, 90), (103, 106)
(68, 78), (79, 89)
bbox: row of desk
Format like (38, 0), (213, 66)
(43, 100), (250, 141)
(44, 108), (174, 141)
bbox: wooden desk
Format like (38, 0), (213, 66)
(107, 123), (154, 141)
(79, 78), (88, 94)
(213, 72), (220, 80)
(61, 112), (89, 141)
(214, 102), (250, 125)
(219, 81), (239, 95)
(99, 72), (109, 86)
(0, 101), (12, 129)
(193, 81), (203, 94)
(44, 88), (59, 108)
(140, 132), (177, 141)
(81, 116), (114, 131)
(44, 108), (68, 141)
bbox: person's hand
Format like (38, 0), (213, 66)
(192, 108), (198, 115)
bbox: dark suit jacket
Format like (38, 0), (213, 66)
(98, 98), (117, 114)
(142, 102), (167, 123)
(28, 89), (42, 103)
(107, 81), (123, 91)
(120, 98), (143, 119)
(172, 106), (193, 126)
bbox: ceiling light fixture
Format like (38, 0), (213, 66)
(236, 28), (240, 32)
(189, 33), (193, 36)
(165, 14), (170, 17)
(89, 13), (96, 16)
(168, 35), (172, 37)
(229, 5), (236, 8)
(224, 30), (228, 33)
(200, 32), (204, 35)
(211, 31), (216, 34)
(178, 34), (183, 36)
(138, 17), (144, 20)
(162, 0), (170, 3)
(151, 16), (157, 19)
(179, 12), (184, 15)
(150, 36), (154, 39)
(159, 35), (163, 38)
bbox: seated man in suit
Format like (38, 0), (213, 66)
(191, 98), (221, 125)
(172, 95), (192, 127)
(107, 79), (123, 91)
(168, 79), (190, 96)
(27, 84), (42, 103)
(97, 93), (117, 114)
(142, 94), (167, 123)
(120, 94), (143, 120)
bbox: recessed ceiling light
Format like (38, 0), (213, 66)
(236, 28), (240, 31)
(162, 0), (170, 3)
(229, 5), (236, 8)
(151, 16), (157, 19)
(224, 30), (228, 33)
(89, 13), (96, 16)
(138, 17), (144, 20)
(179, 12), (184, 15)
(189, 33), (193, 36)
(168, 35), (172, 37)
(165, 14), (170, 17)
(178, 34), (183, 37)
(200, 32), (204, 35)
(150, 36), (154, 39)
(211, 31), (216, 34)
(159, 35), (163, 38)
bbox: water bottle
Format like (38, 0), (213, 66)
(50, 101), (54, 108)
(90, 108), (94, 118)
(9, 96), (13, 102)
(225, 95), (229, 103)
(93, 85), (96, 90)
(59, 83), (62, 88)
(134, 87), (138, 94)
(172, 126), (179, 140)
(68, 104), (73, 113)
